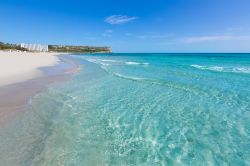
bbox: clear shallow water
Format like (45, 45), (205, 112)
(0, 53), (250, 165)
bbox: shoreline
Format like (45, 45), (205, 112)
(0, 53), (80, 127)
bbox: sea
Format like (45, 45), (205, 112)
(0, 53), (250, 165)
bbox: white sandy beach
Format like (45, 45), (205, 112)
(0, 51), (60, 87)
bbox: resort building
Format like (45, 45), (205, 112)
(20, 43), (48, 52)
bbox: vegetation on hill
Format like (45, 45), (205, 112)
(48, 45), (112, 53)
(0, 42), (112, 53)
(0, 42), (28, 51)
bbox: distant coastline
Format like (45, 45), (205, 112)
(0, 41), (112, 53)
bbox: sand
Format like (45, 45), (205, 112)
(0, 51), (60, 87)
(0, 52), (79, 126)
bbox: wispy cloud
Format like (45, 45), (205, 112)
(105, 15), (138, 25)
(183, 35), (250, 43)
(102, 29), (113, 37)
(136, 34), (171, 40)
(84, 37), (96, 40)
(125, 33), (133, 36)
(105, 29), (113, 33)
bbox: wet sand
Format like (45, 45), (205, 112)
(0, 56), (80, 127)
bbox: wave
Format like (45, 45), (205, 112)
(125, 62), (149, 65)
(191, 64), (250, 74)
(85, 58), (98, 63)
(98, 64), (209, 96)
(85, 58), (110, 66)
(99, 59), (119, 63)
(84, 57), (150, 67)
(232, 67), (250, 74)
(98, 59), (149, 66)
(110, 71), (205, 94)
(99, 63), (146, 81)
(191, 65), (224, 72)
(86, 58), (201, 93)
(112, 72), (145, 81)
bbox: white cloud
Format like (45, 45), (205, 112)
(136, 35), (171, 40)
(183, 35), (250, 43)
(105, 15), (138, 25)
(84, 37), (96, 40)
(125, 33), (133, 36)
(102, 29), (113, 37)
(105, 29), (113, 33)
(136, 35), (148, 39)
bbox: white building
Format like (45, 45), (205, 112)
(20, 43), (48, 52)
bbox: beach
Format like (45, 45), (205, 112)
(0, 53), (249, 165)
(0, 51), (78, 126)
(0, 51), (60, 87)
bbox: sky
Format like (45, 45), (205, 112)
(0, 0), (250, 52)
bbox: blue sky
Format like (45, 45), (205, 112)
(1, 0), (250, 52)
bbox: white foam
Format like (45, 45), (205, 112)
(99, 59), (119, 62)
(191, 64), (206, 69)
(113, 72), (145, 81)
(232, 67), (250, 74)
(191, 64), (250, 74)
(208, 66), (224, 72)
(86, 58), (97, 63)
(99, 62), (110, 66)
(125, 61), (149, 65)
(85, 58), (110, 66)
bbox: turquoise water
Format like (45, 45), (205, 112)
(0, 53), (250, 165)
